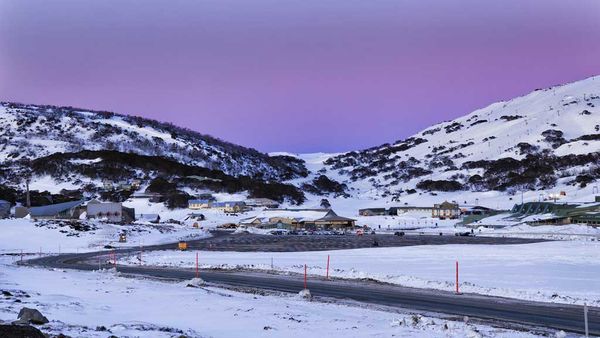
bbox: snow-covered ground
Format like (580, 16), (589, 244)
(0, 218), (210, 254)
(0, 256), (560, 337)
(477, 223), (600, 241)
(120, 241), (600, 307)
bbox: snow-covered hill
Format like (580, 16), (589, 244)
(1, 76), (599, 208)
(0, 102), (307, 181)
(316, 76), (600, 200)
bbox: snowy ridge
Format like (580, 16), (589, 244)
(0, 102), (306, 181)
(319, 76), (600, 198)
(1, 76), (599, 203)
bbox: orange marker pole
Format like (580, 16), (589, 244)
(304, 264), (307, 289)
(455, 261), (459, 294)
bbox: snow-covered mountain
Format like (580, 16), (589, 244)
(1, 76), (599, 206)
(0, 102), (307, 181)
(314, 76), (600, 199)
(0, 102), (310, 205)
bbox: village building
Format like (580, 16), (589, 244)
(512, 201), (600, 226)
(358, 206), (435, 216)
(188, 199), (212, 209)
(358, 208), (386, 216)
(86, 200), (135, 224)
(467, 198), (600, 228)
(245, 198), (280, 209)
(131, 191), (164, 203)
(103, 179), (140, 191)
(0, 200), (10, 218)
(460, 205), (495, 216)
(212, 201), (247, 213)
(240, 208), (355, 230)
(17, 200), (85, 220)
(432, 201), (461, 219)
(137, 213), (161, 223)
(314, 210), (356, 229)
(394, 206), (434, 215)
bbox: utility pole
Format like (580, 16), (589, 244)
(584, 303), (589, 338)
(25, 177), (31, 208)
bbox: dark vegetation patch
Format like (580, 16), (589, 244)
(541, 129), (566, 148)
(301, 175), (349, 197)
(416, 180), (463, 192)
(25, 150), (305, 204)
(462, 152), (600, 190)
(422, 127), (441, 136)
(444, 122), (463, 133)
(469, 119), (487, 127)
(499, 115), (523, 121)
(571, 134), (600, 142)
(0, 185), (80, 207)
(516, 142), (539, 155)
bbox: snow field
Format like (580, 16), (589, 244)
(0, 256), (551, 337)
(120, 241), (600, 307)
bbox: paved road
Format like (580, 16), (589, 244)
(24, 233), (598, 336)
(172, 231), (547, 252)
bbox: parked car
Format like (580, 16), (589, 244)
(356, 229), (364, 236)
(455, 232), (472, 237)
(394, 231), (405, 236)
(269, 229), (289, 236)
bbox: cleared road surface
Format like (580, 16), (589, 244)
(24, 233), (598, 336)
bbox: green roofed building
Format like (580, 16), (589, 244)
(511, 201), (600, 226)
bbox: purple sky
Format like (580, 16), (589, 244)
(1, 1), (599, 153)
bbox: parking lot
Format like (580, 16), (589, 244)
(183, 231), (546, 252)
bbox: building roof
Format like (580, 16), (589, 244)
(29, 200), (84, 217)
(245, 198), (279, 205)
(315, 210), (356, 222)
(434, 201), (459, 209)
(459, 205), (494, 211)
(188, 199), (211, 204)
(213, 201), (246, 207)
(242, 209), (330, 223)
(395, 206), (433, 210)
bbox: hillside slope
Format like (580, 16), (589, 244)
(0, 102), (307, 181)
(318, 76), (600, 199)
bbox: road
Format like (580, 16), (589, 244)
(24, 233), (598, 336)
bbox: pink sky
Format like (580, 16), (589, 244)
(1, 1), (599, 152)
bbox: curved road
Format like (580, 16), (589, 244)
(24, 233), (598, 336)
